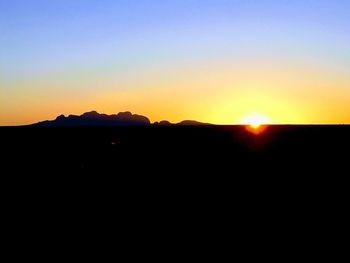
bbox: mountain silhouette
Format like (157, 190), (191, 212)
(36, 111), (151, 126)
(177, 120), (209, 126)
(154, 120), (173, 126)
(34, 111), (209, 126)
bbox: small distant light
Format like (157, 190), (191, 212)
(111, 140), (121, 145)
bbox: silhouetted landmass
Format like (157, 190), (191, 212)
(3, 124), (349, 173)
(154, 120), (173, 126)
(34, 111), (209, 127)
(177, 120), (210, 126)
(2, 124), (349, 229)
(3, 113), (350, 192)
(36, 111), (151, 126)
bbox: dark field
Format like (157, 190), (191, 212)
(2, 125), (349, 215)
(2, 125), (349, 175)
(2, 125), (349, 244)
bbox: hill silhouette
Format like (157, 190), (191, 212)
(36, 111), (150, 126)
(34, 111), (209, 126)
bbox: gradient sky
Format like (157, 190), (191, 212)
(1, 0), (350, 125)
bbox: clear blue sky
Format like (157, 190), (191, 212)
(2, 0), (349, 78)
(1, 0), (350, 124)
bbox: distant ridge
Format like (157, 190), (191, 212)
(34, 111), (209, 126)
(36, 111), (151, 126)
(177, 120), (209, 126)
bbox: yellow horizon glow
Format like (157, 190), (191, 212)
(239, 114), (272, 129)
(2, 59), (350, 126)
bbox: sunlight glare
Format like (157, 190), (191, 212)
(240, 114), (271, 129)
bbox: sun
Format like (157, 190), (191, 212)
(240, 114), (271, 129)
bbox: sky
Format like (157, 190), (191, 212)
(1, 0), (350, 125)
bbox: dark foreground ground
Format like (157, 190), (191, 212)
(1, 125), (349, 195)
(1, 125), (349, 254)
(2, 124), (349, 199)
(2, 125), (349, 172)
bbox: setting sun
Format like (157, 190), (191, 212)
(240, 114), (271, 129)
